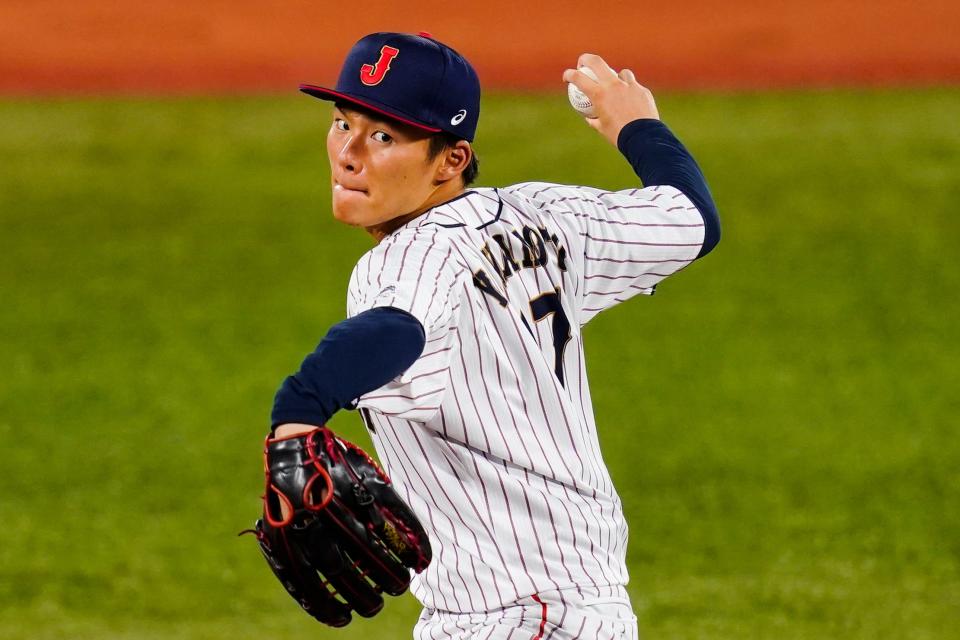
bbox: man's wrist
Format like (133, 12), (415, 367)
(273, 423), (322, 438)
(616, 118), (667, 156)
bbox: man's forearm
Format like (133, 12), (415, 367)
(617, 119), (720, 258)
(271, 307), (426, 430)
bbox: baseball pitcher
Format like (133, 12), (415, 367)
(250, 31), (720, 639)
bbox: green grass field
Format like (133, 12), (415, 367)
(1, 88), (958, 639)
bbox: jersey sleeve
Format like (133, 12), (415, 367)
(346, 226), (466, 422)
(508, 182), (705, 325)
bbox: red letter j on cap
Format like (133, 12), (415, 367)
(360, 46), (400, 86)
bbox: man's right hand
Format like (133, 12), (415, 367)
(562, 53), (660, 147)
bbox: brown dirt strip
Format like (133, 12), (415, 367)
(1, 0), (958, 94)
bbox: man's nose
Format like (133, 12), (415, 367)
(336, 136), (362, 173)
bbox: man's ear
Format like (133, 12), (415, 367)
(434, 140), (473, 184)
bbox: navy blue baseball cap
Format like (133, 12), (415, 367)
(300, 32), (481, 142)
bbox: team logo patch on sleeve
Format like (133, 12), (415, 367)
(360, 46), (400, 86)
(371, 284), (398, 306)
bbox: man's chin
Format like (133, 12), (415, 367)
(331, 202), (370, 227)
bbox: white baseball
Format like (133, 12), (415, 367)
(567, 66), (599, 119)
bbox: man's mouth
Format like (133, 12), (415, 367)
(334, 180), (368, 194)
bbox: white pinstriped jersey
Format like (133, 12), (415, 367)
(345, 183), (705, 613)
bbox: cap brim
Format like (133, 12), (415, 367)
(299, 84), (442, 134)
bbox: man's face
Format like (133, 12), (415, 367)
(326, 105), (444, 229)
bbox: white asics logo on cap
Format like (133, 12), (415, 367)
(451, 109), (467, 125)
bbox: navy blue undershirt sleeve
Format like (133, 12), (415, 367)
(617, 119), (720, 258)
(271, 307), (426, 429)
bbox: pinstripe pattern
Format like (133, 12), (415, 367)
(413, 585), (638, 639)
(346, 185), (704, 621)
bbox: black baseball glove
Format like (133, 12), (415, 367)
(245, 426), (431, 627)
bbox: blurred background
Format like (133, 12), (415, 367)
(1, 1), (958, 638)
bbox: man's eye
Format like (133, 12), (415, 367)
(372, 131), (392, 143)
(334, 119), (349, 131)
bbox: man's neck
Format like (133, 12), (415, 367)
(366, 183), (467, 243)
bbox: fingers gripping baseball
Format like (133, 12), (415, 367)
(563, 53), (660, 146)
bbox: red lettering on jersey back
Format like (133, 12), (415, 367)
(359, 46), (400, 86)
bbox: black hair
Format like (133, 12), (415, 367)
(427, 132), (479, 187)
